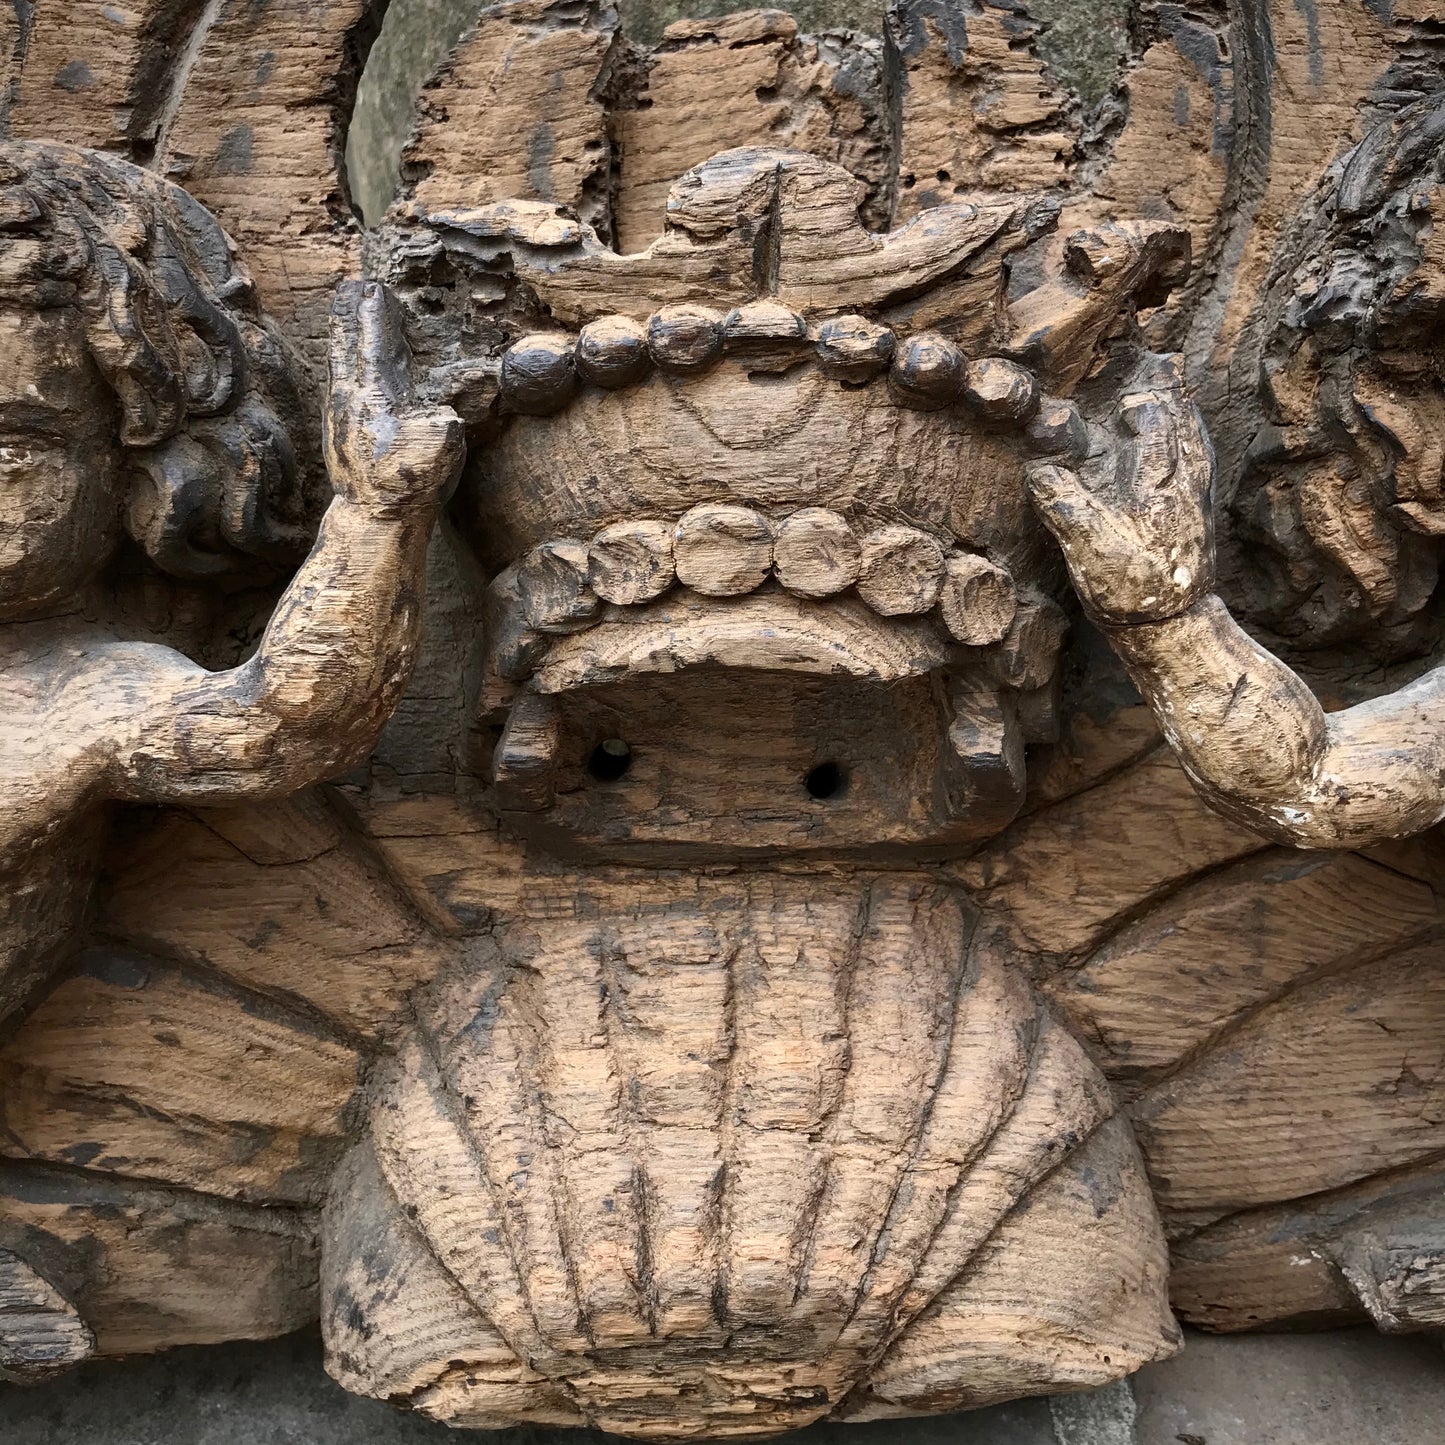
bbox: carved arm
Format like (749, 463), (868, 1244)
(1027, 356), (1445, 848)
(112, 281), (462, 803)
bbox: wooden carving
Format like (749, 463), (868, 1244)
(4, 0), (1445, 1434)
(0, 140), (460, 1032)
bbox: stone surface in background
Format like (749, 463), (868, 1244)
(1134, 1329), (1445, 1445)
(0, 1329), (1057, 1445)
(4, 1329), (1445, 1444)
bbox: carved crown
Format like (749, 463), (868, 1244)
(377, 149), (1190, 856)
(389, 149), (1189, 699)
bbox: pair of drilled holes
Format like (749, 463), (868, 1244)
(585, 741), (848, 800)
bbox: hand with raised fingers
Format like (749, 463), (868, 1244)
(324, 279), (463, 519)
(1026, 357), (1215, 625)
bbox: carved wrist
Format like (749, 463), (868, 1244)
(328, 488), (440, 527)
(1095, 588), (1221, 638)
(1097, 594), (1243, 685)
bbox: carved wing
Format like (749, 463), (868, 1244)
(965, 642), (1445, 1337)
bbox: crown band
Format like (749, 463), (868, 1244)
(494, 305), (1073, 433)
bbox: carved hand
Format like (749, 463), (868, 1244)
(1026, 362), (1215, 625)
(323, 280), (463, 518)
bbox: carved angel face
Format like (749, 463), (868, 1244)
(0, 140), (319, 605)
(0, 306), (122, 620)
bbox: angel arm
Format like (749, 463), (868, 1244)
(1027, 356), (1445, 848)
(1101, 596), (1445, 846)
(111, 280), (462, 804)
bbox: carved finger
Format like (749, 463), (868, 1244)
(353, 280), (413, 409)
(328, 279), (365, 393)
(325, 285), (359, 464)
(1119, 392), (1181, 503)
(1177, 393), (1216, 503)
(1026, 461), (1112, 550)
(402, 405), (465, 494)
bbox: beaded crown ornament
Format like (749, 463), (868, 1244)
(388, 148), (1189, 847)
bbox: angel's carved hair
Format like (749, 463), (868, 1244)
(0, 138), (318, 579)
(1228, 94), (1445, 654)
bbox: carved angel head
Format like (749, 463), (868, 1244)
(0, 140), (317, 620)
(1227, 95), (1445, 657)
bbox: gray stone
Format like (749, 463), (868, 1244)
(1050, 1379), (1137, 1445)
(1029, 0), (1134, 110)
(1134, 1327), (1445, 1445)
(6, 1326), (1445, 1442)
(0, 1333), (458, 1445)
(0, 1328), (1059, 1445)
(347, 0), (481, 224)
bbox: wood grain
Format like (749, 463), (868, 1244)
(323, 875), (1174, 1434)
(8, 0), (1445, 1420)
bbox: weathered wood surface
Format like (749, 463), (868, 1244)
(377, 0), (1445, 693)
(0, 137), (462, 1381)
(610, 10), (887, 252)
(885, 0), (1072, 215)
(2, 0), (387, 378)
(1134, 940), (1445, 1219)
(323, 874), (1175, 1436)
(0, 948), (360, 1205)
(1027, 355), (1445, 847)
(326, 142), (1191, 1433)
(1171, 1157), (1445, 1334)
(102, 796), (460, 1041)
(5, 0), (1445, 1430)
(378, 142), (1195, 877)
(1051, 850), (1441, 1082)
(0, 145), (463, 1038)
(0, 1160), (319, 1359)
(400, 0), (617, 227)
(0, 1246), (94, 1384)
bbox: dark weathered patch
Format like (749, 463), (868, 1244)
(53, 59), (95, 92)
(214, 124), (255, 175)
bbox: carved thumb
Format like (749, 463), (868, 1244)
(1025, 461), (1110, 553)
(1120, 393), (1182, 504)
(401, 405), (465, 496)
